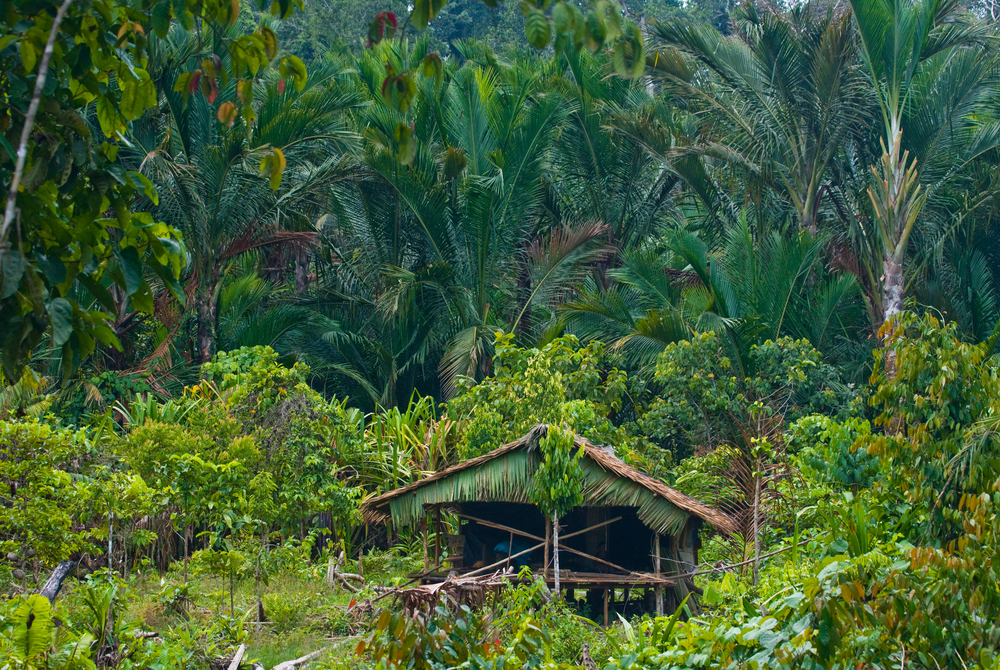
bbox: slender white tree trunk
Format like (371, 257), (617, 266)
(0, 0), (75, 258)
(552, 512), (560, 597)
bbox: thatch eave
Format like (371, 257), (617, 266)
(360, 424), (738, 536)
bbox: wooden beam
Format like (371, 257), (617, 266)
(553, 543), (636, 576)
(603, 588), (610, 627)
(457, 514), (544, 542)
(461, 540), (547, 579)
(559, 516), (621, 542)
(455, 513), (622, 545)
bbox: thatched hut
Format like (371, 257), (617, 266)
(361, 425), (736, 622)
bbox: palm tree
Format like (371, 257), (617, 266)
(848, 0), (999, 327)
(562, 216), (863, 373)
(646, 1), (872, 234)
(300, 40), (617, 407)
(126, 29), (364, 363)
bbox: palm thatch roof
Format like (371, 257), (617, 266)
(361, 425), (738, 536)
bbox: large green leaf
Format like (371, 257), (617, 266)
(11, 595), (53, 661)
(525, 8), (551, 49)
(411, 0), (446, 30)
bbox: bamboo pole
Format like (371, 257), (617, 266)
(603, 588), (610, 627)
(455, 513), (621, 544)
(422, 516), (428, 570)
(461, 540), (546, 579)
(654, 534), (663, 616)
(552, 512), (561, 596)
(544, 517), (551, 578)
(434, 509), (441, 567)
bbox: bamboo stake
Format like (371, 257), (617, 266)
(654, 533), (663, 616)
(544, 517), (551, 578)
(434, 509), (441, 567)
(553, 512), (561, 596)
(422, 516), (428, 570)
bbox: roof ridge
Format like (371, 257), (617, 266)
(360, 424), (738, 535)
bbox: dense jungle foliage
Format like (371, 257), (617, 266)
(2, 0), (1000, 666)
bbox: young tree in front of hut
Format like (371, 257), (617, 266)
(528, 425), (584, 596)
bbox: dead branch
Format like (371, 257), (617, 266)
(227, 644), (246, 670)
(271, 647), (328, 670)
(0, 0), (75, 257)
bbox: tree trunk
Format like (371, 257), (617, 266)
(294, 246), (309, 294)
(882, 257), (904, 327)
(196, 291), (217, 364)
(553, 512), (560, 597)
(882, 256), (904, 379)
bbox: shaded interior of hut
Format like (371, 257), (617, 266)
(424, 501), (702, 621)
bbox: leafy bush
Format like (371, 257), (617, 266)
(0, 421), (96, 565)
(790, 415), (880, 493)
(448, 334), (654, 464)
(641, 333), (856, 459)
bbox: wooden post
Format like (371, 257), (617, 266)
(544, 516), (551, 579)
(422, 516), (429, 570)
(654, 533), (663, 616)
(603, 588), (610, 627)
(434, 509), (441, 568)
(506, 532), (513, 571)
(552, 512), (561, 597)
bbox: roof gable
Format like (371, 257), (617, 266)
(361, 424), (737, 536)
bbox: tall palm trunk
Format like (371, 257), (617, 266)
(196, 292), (217, 364)
(882, 257), (904, 325)
(868, 119), (926, 378)
(295, 246), (310, 294)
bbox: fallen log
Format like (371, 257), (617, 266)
(227, 644), (246, 670)
(39, 560), (77, 603)
(271, 647), (328, 670)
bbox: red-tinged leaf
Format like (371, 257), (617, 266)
(366, 10), (398, 48)
(278, 79), (286, 94)
(217, 101), (238, 127)
(189, 70), (202, 94)
(207, 79), (218, 104)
